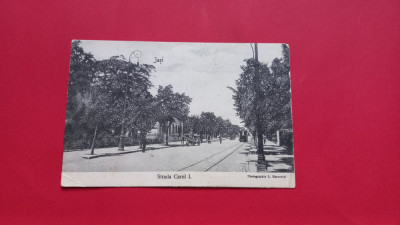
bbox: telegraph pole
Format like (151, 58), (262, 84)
(118, 50), (142, 151)
(118, 60), (129, 151)
(254, 43), (266, 170)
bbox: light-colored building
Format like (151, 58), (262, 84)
(146, 118), (183, 143)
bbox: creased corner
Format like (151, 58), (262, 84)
(61, 173), (86, 187)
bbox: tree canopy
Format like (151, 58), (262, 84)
(155, 85), (192, 145)
(64, 41), (179, 151)
(183, 112), (241, 140)
(229, 44), (292, 139)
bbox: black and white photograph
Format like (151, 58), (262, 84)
(61, 40), (295, 188)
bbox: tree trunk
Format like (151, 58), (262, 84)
(138, 132), (142, 149)
(90, 124), (98, 155)
(257, 131), (264, 156)
(141, 132), (146, 152)
(256, 130), (266, 171)
(165, 122), (170, 146)
(252, 132), (257, 146)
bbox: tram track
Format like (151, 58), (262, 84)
(178, 142), (245, 172)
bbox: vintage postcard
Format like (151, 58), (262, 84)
(61, 40), (295, 188)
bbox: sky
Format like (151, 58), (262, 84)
(79, 40), (285, 126)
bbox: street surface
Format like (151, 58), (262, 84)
(63, 140), (248, 172)
(62, 139), (294, 173)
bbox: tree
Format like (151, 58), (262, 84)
(228, 124), (241, 140)
(229, 44), (292, 169)
(84, 55), (155, 153)
(64, 40), (96, 150)
(126, 97), (159, 151)
(199, 112), (217, 139)
(183, 115), (202, 135)
(184, 114), (239, 142)
(156, 85), (192, 145)
(228, 57), (270, 144)
(259, 44), (292, 136)
(66, 41), (95, 116)
(84, 85), (116, 154)
(64, 42), (160, 152)
(215, 116), (226, 136)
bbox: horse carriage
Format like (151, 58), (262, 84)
(184, 135), (201, 146)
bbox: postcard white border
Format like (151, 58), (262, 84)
(62, 172), (295, 188)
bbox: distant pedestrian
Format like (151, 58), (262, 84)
(218, 135), (222, 144)
(181, 136), (185, 147)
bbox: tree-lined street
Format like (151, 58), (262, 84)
(63, 139), (245, 172)
(63, 41), (294, 173)
(63, 138), (294, 172)
(64, 41), (239, 153)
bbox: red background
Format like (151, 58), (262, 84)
(1, 0), (399, 224)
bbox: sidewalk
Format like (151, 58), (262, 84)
(68, 141), (183, 159)
(245, 140), (294, 172)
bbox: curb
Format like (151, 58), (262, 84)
(81, 145), (178, 159)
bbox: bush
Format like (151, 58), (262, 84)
(278, 129), (293, 154)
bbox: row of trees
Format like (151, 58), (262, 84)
(184, 112), (241, 141)
(64, 41), (192, 153)
(229, 44), (292, 163)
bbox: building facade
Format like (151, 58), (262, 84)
(146, 118), (183, 143)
